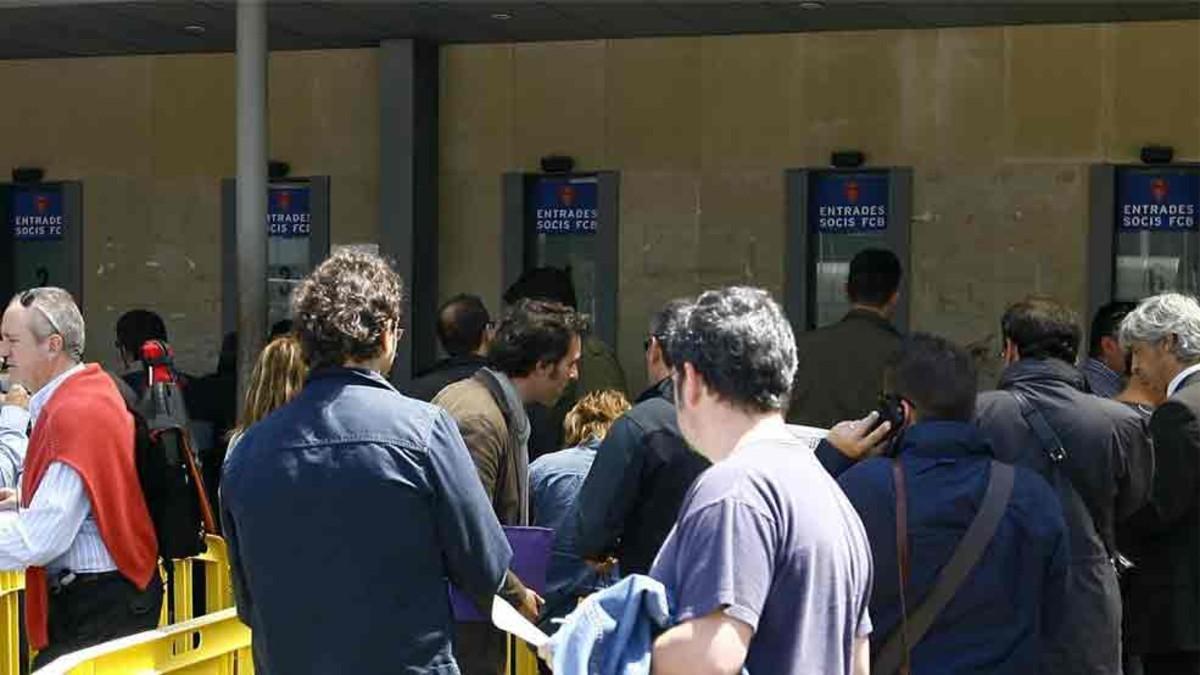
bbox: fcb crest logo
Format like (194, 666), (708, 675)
(1151, 178), (1169, 204)
(844, 180), (861, 204)
(557, 184), (577, 208)
(34, 194), (50, 215)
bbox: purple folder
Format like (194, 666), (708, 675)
(450, 525), (554, 622)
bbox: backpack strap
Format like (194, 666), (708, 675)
(874, 461), (1015, 675)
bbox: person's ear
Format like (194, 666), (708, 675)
(46, 333), (65, 356)
(681, 363), (705, 407)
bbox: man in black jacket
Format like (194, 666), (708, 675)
(572, 300), (709, 575)
(974, 297), (1153, 675)
(1118, 292), (1200, 675)
(401, 294), (491, 402)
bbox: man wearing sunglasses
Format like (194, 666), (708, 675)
(0, 287), (160, 668)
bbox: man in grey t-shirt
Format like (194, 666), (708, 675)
(649, 286), (873, 675)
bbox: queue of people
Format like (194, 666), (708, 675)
(0, 245), (1196, 675)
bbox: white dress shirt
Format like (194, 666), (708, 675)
(1168, 363), (1200, 398)
(0, 364), (118, 574)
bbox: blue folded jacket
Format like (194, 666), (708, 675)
(548, 574), (671, 675)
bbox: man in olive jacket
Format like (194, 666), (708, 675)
(788, 248), (903, 428)
(434, 298), (586, 675)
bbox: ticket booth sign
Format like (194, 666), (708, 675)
(533, 177), (598, 235)
(810, 172), (890, 233)
(10, 188), (65, 241)
(785, 168), (912, 333)
(268, 185), (312, 238)
(1117, 168), (1199, 231)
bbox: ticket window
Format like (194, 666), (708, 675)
(0, 182), (84, 303)
(785, 168), (912, 334)
(502, 172), (620, 348)
(1088, 164), (1200, 318)
(221, 177), (331, 336)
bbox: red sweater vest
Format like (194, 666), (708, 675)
(20, 364), (158, 650)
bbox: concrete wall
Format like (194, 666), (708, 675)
(439, 20), (1200, 389)
(0, 49), (379, 375)
(0, 20), (1196, 388)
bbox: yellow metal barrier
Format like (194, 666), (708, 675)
(1, 535), (233, 674)
(34, 608), (252, 675)
(507, 637), (540, 675)
(1, 569), (25, 675)
(161, 535), (235, 626)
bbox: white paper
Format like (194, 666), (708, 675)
(788, 424), (829, 451)
(491, 596), (550, 649)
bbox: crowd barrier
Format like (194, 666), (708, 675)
(1, 569), (25, 675)
(35, 608), (252, 675)
(9, 533), (540, 675)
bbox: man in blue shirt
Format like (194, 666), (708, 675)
(832, 333), (1069, 673)
(221, 250), (514, 675)
(651, 287), (874, 675)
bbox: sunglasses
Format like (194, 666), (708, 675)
(19, 288), (65, 339)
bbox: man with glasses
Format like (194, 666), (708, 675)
(0, 287), (160, 668)
(573, 299), (710, 577)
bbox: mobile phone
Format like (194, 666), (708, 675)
(871, 394), (906, 450)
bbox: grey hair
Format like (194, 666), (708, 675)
(1119, 293), (1200, 364)
(11, 287), (85, 361)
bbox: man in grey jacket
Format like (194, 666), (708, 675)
(974, 297), (1153, 675)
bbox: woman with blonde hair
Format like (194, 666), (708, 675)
(226, 334), (308, 453)
(529, 389), (631, 629)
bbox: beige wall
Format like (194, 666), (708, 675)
(440, 20), (1200, 389)
(0, 21), (1196, 387)
(0, 48), (379, 375)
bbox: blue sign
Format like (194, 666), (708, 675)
(810, 172), (889, 233)
(1117, 168), (1199, 231)
(534, 178), (598, 235)
(10, 188), (64, 241)
(268, 186), (311, 238)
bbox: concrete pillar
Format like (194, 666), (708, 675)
(235, 0), (267, 408)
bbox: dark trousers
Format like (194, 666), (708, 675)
(31, 570), (163, 670)
(1142, 652), (1200, 675)
(454, 621), (506, 675)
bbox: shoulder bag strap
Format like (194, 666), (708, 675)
(891, 459), (912, 675)
(874, 461), (1016, 675)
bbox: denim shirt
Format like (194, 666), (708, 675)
(221, 367), (512, 674)
(530, 438), (618, 628)
(547, 574), (671, 675)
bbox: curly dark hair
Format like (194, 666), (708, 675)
(488, 299), (589, 377)
(666, 286), (797, 413)
(292, 250), (405, 370)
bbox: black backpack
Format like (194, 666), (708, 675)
(129, 340), (217, 561)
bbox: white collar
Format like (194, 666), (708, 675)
(1167, 363), (1200, 398)
(29, 363), (86, 426)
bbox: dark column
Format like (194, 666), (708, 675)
(379, 39), (440, 383)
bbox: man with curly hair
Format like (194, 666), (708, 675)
(650, 286), (873, 675)
(220, 250), (515, 675)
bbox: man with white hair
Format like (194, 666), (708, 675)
(1119, 292), (1200, 675)
(0, 287), (160, 668)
